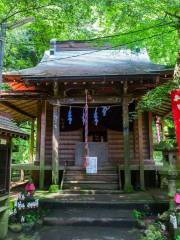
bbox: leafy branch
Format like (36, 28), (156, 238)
(0, 83), (11, 90)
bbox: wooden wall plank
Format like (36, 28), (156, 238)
(138, 112), (145, 190)
(39, 101), (47, 189)
(148, 112), (153, 159)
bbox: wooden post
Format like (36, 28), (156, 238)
(122, 96), (133, 192)
(148, 112), (153, 160)
(138, 112), (145, 190)
(29, 119), (35, 163)
(36, 102), (41, 163)
(161, 117), (165, 141)
(39, 101), (47, 189)
(20, 169), (25, 182)
(52, 105), (60, 185)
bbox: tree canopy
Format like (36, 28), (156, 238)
(0, 0), (179, 70)
(0, 1), (179, 164)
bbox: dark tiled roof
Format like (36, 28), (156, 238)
(0, 115), (28, 139)
(6, 48), (167, 79)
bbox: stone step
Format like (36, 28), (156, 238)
(65, 170), (118, 175)
(64, 174), (118, 182)
(43, 206), (133, 218)
(60, 189), (123, 195)
(43, 217), (137, 228)
(66, 166), (117, 171)
(36, 225), (141, 240)
(65, 173), (118, 176)
(42, 206), (136, 228)
(63, 182), (119, 190)
(63, 166), (119, 191)
(39, 196), (168, 213)
(64, 175), (118, 181)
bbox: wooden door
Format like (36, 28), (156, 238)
(0, 145), (10, 195)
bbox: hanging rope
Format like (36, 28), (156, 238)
(84, 89), (89, 167)
(156, 116), (161, 143)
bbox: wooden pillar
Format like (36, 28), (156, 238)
(148, 112), (153, 160)
(36, 102), (41, 162)
(161, 117), (165, 141)
(122, 96), (133, 192)
(138, 112), (145, 190)
(52, 105), (60, 185)
(39, 101), (47, 189)
(29, 119), (35, 163)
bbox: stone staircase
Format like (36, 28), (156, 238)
(42, 202), (137, 228)
(39, 186), (168, 239)
(62, 166), (120, 191)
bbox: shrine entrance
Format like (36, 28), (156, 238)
(75, 125), (108, 167)
(87, 125), (107, 143)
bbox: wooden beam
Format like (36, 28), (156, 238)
(52, 105), (60, 185)
(138, 112), (145, 190)
(53, 81), (59, 96)
(0, 91), (48, 100)
(0, 101), (34, 119)
(39, 101), (47, 189)
(29, 119), (35, 163)
(164, 110), (172, 118)
(48, 97), (121, 105)
(122, 95), (133, 192)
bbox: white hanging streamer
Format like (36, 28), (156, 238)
(102, 106), (110, 117)
(67, 106), (72, 125)
(82, 107), (85, 125)
(94, 107), (99, 126)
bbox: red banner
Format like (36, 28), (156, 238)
(171, 89), (180, 156)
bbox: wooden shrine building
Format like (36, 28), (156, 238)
(0, 114), (28, 239)
(1, 40), (174, 192)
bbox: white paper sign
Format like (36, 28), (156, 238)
(0, 139), (7, 145)
(86, 157), (97, 174)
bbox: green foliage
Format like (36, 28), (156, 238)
(0, 0), (178, 71)
(176, 236), (180, 240)
(177, 179), (180, 189)
(12, 121), (36, 164)
(12, 137), (29, 164)
(0, 0), (99, 70)
(25, 212), (39, 224)
(138, 82), (176, 112)
(95, 0), (179, 65)
(48, 184), (59, 193)
(140, 224), (165, 240)
(154, 139), (177, 151)
(153, 151), (163, 162)
(0, 83), (11, 90)
(132, 209), (144, 220)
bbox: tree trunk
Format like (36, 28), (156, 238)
(173, 24), (180, 84)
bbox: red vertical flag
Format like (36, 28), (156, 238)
(171, 89), (180, 157)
